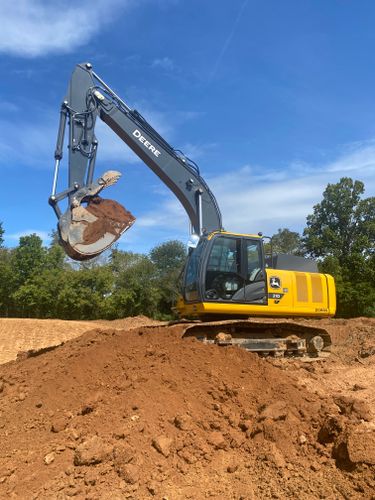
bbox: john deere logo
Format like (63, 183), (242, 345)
(269, 276), (281, 289)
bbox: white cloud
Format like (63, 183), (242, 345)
(0, 0), (128, 57)
(0, 99), (174, 169)
(136, 198), (185, 229)
(0, 115), (55, 166)
(326, 140), (375, 173)
(151, 57), (174, 71)
(179, 142), (217, 160)
(132, 140), (375, 240)
(2, 102), (19, 112)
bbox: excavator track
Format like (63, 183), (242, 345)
(180, 319), (332, 358)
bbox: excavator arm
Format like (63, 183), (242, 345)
(49, 62), (222, 260)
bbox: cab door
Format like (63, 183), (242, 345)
(203, 235), (245, 301)
(237, 238), (267, 304)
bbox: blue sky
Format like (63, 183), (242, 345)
(1, 0), (375, 253)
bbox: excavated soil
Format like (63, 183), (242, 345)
(0, 316), (161, 366)
(83, 197), (135, 245)
(0, 317), (374, 499)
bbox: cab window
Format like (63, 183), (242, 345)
(205, 237), (243, 300)
(207, 237), (240, 273)
(246, 240), (263, 282)
(184, 244), (203, 301)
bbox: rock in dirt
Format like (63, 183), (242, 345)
(207, 431), (227, 450)
(113, 443), (135, 466)
(260, 401), (288, 421)
(298, 434), (307, 445)
(334, 395), (372, 421)
(265, 444), (286, 468)
(51, 417), (68, 433)
(74, 436), (114, 466)
(44, 452), (55, 465)
(347, 426), (375, 465)
(152, 436), (173, 457)
(147, 481), (158, 496)
(318, 415), (345, 444)
(174, 414), (192, 431)
(116, 463), (139, 484)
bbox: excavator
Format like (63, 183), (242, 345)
(49, 63), (336, 358)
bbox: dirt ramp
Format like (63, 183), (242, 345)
(0, 324), (374, 499)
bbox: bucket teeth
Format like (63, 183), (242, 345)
(71, 170), (122, 208)
(98, 170), (122, 188)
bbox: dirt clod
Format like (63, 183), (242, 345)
(73, 436), (114, 466)
(347, 426), (375, 464)
(174, 414), (192, 431)
(51, 417), (67, 433)
(152, 435), (173, 457)
(44, 452), (55, 465)
(117, 463), (139, 484)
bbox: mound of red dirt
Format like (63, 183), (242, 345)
(0, 322), (374, 499)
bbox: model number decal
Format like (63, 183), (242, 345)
(133, 129), (161, 157)
(268, 293), (284, 300)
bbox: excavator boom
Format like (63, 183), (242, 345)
(49, 63), (222, 260)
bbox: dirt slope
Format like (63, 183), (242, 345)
(0, 316), (163, 365)
(0, 318), (374, 499)
(0, 319), (99, 366)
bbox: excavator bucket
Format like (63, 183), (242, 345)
(58, 171), (135, 260)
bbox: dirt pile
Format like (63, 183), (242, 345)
(0, 319), (98, 366)
(96, 316), (165, 330)
(0, 316), (162, 365)
(0, 320), (374, 499)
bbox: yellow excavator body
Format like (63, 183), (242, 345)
(176, 269), (336, 319)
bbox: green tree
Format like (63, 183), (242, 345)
(269, 228), (302, 255)
(107, 250), (160, 318)
(304, 178), (374, 263)
(0, 222), (4, 248)
(45, 230), (67, 271)
(150, 240), (186, 316)
(150, 240), (186, 272)
(12, 269), (62, 318)
(11, 234), (47, 287)
(54, 266), (114, 320)
(303, 178), (375, 317)
(0, 248), (15, 316)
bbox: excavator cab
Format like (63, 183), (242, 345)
(183, 233), (267, 308)
(178, 231), (336, 321)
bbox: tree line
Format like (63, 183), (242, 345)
(0, 177), (374, 319)
(267, 178), (375, 317)
(0, 231), (186, 320)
